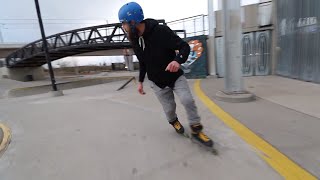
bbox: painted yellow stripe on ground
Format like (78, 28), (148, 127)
(0, 123), (11, 157)
(194, 80), (317, 180)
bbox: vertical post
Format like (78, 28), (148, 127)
(183, 21), (185, 31)
(194, 19), (196, 36)
(218, 0), (222, 9)
(202, 15), (205, 35)
(34, 0), (58, 91)
(123, 49), (134, 71)
(207, 0), (217, 75)
(0, 24), (4, 43)
(222, 0), (244, 92)
(271, 0), (279, 75)
(216, 0), (254, 102)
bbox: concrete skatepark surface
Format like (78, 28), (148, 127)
(0, 79), (281, 180)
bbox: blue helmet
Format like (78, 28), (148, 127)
(118, 2), (144, 24)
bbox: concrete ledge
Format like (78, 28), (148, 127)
(0, 67), (45, 81)
(215, 91), (255, 103)
(49, 90), (64, 97)
(7, 76), (133, 98)
(0, 123), (11, 157)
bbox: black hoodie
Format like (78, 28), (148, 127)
(131, 19), (190, 89)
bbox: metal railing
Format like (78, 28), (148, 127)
(5, 17), (200, 68)
(167, 15), (208, 37)
(6, 20), (171, 68)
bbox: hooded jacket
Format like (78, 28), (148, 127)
(131, 19), (190, 89)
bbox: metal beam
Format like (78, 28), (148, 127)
(5, 20), (179, 68)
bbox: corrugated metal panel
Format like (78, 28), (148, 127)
(215, 31), (271, 77)
(216, 31), (271, 77)
(277, 0), (320, 83)
(242, 33), (254, 76)
(277, 0), (295, 78)
(255, 31), (271, 75)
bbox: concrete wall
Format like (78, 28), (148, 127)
(0, 59), (4, 67)
(214, 1), (275, 75)
(1, 67), (45, 81)
(0, 44), (25, 58)
(0, 48), (17, 58)
(215, 3), (273, 37)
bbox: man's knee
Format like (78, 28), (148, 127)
(162, 103), (175, 113)
(180, 96), (195, 106)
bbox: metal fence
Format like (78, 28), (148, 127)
(277, 0), (320, 83)
(167, 15), (208, 38)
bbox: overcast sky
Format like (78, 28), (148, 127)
(0, 0), (258, 43)
(0, 0), (258, 66)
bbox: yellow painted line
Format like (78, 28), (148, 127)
(194, 80), (317, 180)
(0, 123), (11, 157)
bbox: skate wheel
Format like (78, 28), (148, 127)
(211, 149), (218, 155)
(183, 133), (190, 138)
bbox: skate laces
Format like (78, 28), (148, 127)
(173, 121), (181, 130)
(198, 132), (210, 142)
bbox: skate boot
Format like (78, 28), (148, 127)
(190, 123), (214, 147)
(169, 118), (185, 134)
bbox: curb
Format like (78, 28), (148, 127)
(0, 123), (11, 157)
(194, 79), (317, 180)
(215, 90), (255, 103)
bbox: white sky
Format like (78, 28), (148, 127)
(0, 0), (258, 66)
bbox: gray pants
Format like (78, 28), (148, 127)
(150, 75), (201, 125)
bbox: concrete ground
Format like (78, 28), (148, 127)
(0, 79), (281, 180)
(0, 127), (3, 145)
(0, 79), (26, 98)
(0, 123), (11, 157)
(201, 76), (320, 178)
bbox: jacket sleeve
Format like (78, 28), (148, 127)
(131, 40), (146, 83)
(158, 25), (190, 64)
(138, 60), (146, 82)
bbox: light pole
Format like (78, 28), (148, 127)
(216, 0), (254, 102)
(34, 0), (60, 93)
(0, 24), (4, 43)
(222, 0), (243, 92)
(207, 0), (216, 76)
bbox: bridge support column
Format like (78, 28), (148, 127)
(124, 55), (134, 71)
(123, 49), (134, 71)
(0, 67), (45, 81)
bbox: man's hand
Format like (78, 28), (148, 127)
(138, 82), (146, 95)
(165, 61), (180, 72)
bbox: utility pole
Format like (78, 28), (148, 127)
(207, 0), (216, 76)
(34, 0), (63, 96)
(0, 24), (4, 43)
(216, 0), (254, 102)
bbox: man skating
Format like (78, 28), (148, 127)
(118, 2), (213, 147)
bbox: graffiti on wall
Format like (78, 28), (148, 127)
(181, 40), (203, 73)
(181, 35), (208, 79)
